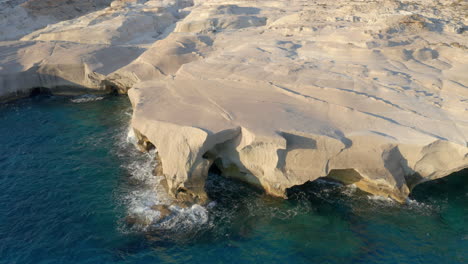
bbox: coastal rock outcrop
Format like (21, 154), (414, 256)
(0, 0), (192, 99)
(1, 0), (467, 203)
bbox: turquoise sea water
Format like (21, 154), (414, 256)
(0, 95), (466, 264)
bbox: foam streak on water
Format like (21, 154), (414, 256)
(70, 94), (105, 103)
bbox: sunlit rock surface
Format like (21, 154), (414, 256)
(0, 0), (192, 98)
(1, 0), (467, 202)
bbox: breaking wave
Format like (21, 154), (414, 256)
(115, 127), (209, 233)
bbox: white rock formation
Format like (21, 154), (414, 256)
(0, 0), (467, 202)
(0, 0), (192, 99)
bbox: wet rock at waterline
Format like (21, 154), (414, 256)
(1, 0), (467, 203)
(151, 204), (172, 219)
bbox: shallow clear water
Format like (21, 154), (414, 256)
(0, 95), (466, 264)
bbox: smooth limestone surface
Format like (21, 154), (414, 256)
(1, 0), (467, 202)
(0, 96), (466, 264)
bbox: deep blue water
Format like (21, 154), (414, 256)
(0, 95), (466, 264)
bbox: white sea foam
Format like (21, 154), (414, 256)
(126, 127), (138, 146)
(118, 128), (209, 232)
(70, 94), (105, 103)
(155, 204), (209, 231)
(342, 183), (357, 196)
(366, 195), (397, 207)
(405, 198), (435, 212)
(363, 194), (435, 214)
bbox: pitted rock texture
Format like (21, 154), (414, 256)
(1, 0), (467, 202)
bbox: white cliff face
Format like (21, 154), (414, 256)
(127, 0), (468, 202)
(0, 0), (192, 99)
(1, 0), (467, 202)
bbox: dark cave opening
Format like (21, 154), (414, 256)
(29, 87), (51, 97)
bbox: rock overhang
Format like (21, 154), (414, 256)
(0, 0), (467, 203)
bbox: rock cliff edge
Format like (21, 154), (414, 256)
(1, 0), (467, 203)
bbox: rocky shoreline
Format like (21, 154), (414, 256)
(0, 0), (467, 204)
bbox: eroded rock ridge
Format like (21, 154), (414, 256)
(1, 0), (467, 203)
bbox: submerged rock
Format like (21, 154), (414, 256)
(0, 0), (467, 202)
(151, 204), (172, 219)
